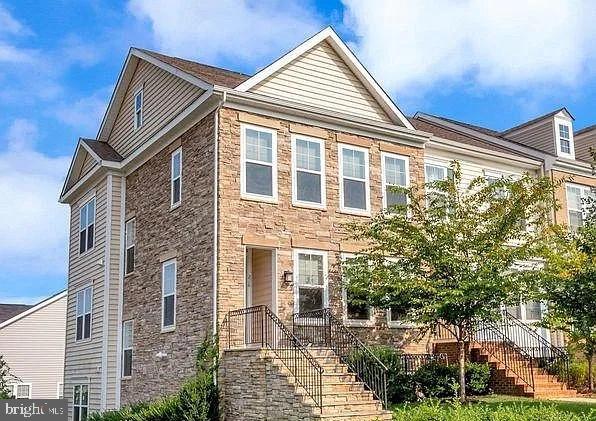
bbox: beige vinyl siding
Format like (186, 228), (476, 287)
(505, 119), (556, 155)
(574, 130), (596, 162)
(106, 59), (205, 158)
(80, 152), (98, 180)
(64, 179), (107, 418)
(0, 295), (66, 399)
(251, 41), (391, 123)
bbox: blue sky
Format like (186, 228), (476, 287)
(1, 0), (596, 303)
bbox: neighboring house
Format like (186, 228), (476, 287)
(58, 26), (593, 420)
(0, 291), (66, 399)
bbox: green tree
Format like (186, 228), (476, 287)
(343, 161), (558, 402)
(0, 355), (15, 399)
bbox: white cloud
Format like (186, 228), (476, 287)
(0, 3), (29, 36)
(128, 0), (323, 67)
(0, 119), (70, 279)
(342, 0), (596, 96)
(53, 87), (111, 136)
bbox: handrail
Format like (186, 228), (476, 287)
(500, 311), (570, 385)
(293, 308), (388, 409)
(221, 306), (324, 412)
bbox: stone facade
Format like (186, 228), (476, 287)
(216, 107), (427, 352)
(219, 349), (318, 421)
(121, 113), (216, 404)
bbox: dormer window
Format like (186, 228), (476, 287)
(559, 124), (571, 154)
(134, 89), (143, 130)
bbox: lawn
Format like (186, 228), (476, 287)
(391, 395), (596, 420)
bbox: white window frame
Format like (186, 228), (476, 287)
(171, 148), (182, 208)
(73, 384), (89, 421)
(240, 123), (278, 203)
(566, 183), (592, 231)
(555, 118), (574, 159)
(292, 249), (329, 315)
(133, 88), (143, 130)
(75, 285), (92, 342)
(291, 134), (326, 209)
(79, 197), (96, 255)
(381, 152), (410, 211)
(121, 320), (133, 379)
(10, 383), (32, 399)
(125, 218), (135, 275)
(341, 253), (374, 327)
(161, 259), (177, 332)
(386, 308), (417, 329)
(338, 144), (370, 215)
(57, 382), (63, 399)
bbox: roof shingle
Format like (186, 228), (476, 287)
(82, 138), (124, 162)
(0, 304), (32, 324)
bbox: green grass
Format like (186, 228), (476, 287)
(391, 395), (596, 420)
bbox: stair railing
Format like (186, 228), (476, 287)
(221, 306), (324, 412)
(293, 308), (388, 409)
(499, 311), (570, 386)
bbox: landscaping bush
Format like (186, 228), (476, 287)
(412, 362), (460, 399)
(465, 362), (491, 395)
(392, 400), (595, 421)
(366, 346), (415, 403)
(89, 336), (218, 421)
(568, 359), (595, 393)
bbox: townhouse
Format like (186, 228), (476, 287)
(59, 26), (594, 420)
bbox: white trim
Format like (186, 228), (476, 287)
(292, 248), (329, 314)
(10, 383), (32, 399)
(0, 290), (66, 330)
(340, 252), (374, 327)
(272, 248), (278, 315)
(381, 152), (410, 211)
(555, 117), (575, 160)
(338, 143), (370, 216)
(125, 218), (135, 275)
(566, 182), (592, 231)
(75, 285), (93, 342)
(212, 109), (220, 336)
(235, 27), (413, 129)
(100, 174), (112, 410)
(115, 175), (126, 407)
(121, 320), (133, 379)
(170, 148), (182, 208)
(57, 382), (64, 399)
(72, 384), (89, 421)
(240, 123), (278, 203)
(161, 259), (177, 331)
(133, 88), (143, 131)
(291, 134), (326, 209)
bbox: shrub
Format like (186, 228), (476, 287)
(412, 362), (460, 400)
(392, 400), (595, 421)
(366, 346), (415, 403)
(568, 359), (595, 393)
(89, 336), (218, 421)
(465, 362), (490, 396)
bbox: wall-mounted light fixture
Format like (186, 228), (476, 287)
(282, 270), (293, 284)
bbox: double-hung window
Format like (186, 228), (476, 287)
(292, 135), (325, 207)
(162, 260), (176, 330)
(122, 320), (133, 378)
(381, 153), (409, 211)
(125, 219), (135, 275)
(339, 144), (369, 214)
(10, 383), (31, 399)
(134, 89), (143, 130)
(566, 184), (593, 231)
(241, 125), (277, 201)
(79, 198), (95, 254)
(341, 253), (372, 324)
(171, 149), (182, 207)
(294, 250), (327, 314)
(76, 286), (92, 341)
(558, 124), (571, 155)
(73, 385), (89, 421)
(425, 162), (452, 208)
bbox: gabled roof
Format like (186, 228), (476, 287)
(0, 304), (32, 324)
(81, 138), (123, 162)
(137, 49), (250, 88)
(500, 107), (574, 136)
(0, 290), (66, 330)
(576, 124), (596, 137)
(235, 27), (414, 129)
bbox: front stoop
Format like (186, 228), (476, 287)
(470, 344), (577, 398)
(273, 348), (393, 421)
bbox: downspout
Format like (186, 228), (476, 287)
(101, 174), (113, 411)
(115, 176), (126, 408)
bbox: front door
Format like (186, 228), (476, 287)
(244, 247), (276, 345)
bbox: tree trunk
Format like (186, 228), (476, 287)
(588, 353), (594, 394)
(458, 338), (467, 403)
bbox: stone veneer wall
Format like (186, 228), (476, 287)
(121, 113), (216, 404)
(216, 107), (427, 353)
(219, 349), (317, 421)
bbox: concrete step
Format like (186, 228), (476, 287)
(316, 411), (393, 421)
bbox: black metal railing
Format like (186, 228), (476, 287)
(500, 311), (570, 385)
(221, 306), (324, 412)
(399, 353), (448, 375)
(293, 308), (388, 408)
